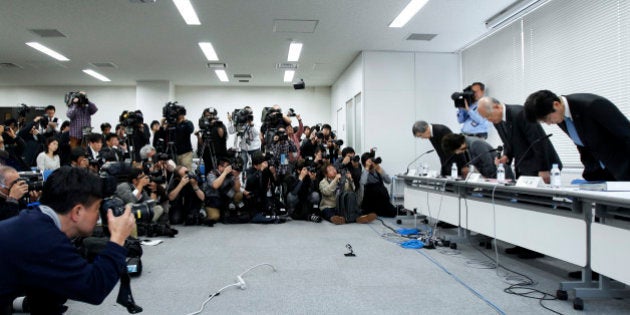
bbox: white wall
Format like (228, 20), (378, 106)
(331, 53), (363, 147)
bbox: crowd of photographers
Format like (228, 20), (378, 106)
(0, 91), (399, 232)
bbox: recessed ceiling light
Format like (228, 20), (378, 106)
(389, 0), (429, 28)
(82, 69), (111, 82)
(198, 42), (219, 61)
(215, 69), (229, 82)
(172, 0), (201, 25)
(287, 42), (303, 62)
(283, 70), (295, 82)
(25, 42), (69, 61)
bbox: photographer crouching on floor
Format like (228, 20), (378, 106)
(0, 166), (136, 315)
(204, 157), (244, 225)
(359, 150), (397, 218)
(167, 165), (205, 225)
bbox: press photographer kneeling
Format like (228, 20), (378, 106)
(0, 166), (136, 314)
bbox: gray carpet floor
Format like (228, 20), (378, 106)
(64, 217), (630, 315)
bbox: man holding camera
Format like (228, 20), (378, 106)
(167, 165), (205, 225)
(40, 105), (59, 139)
(456, 82), (489, 139)
(66, 91), (98, 148)
(286, 159), (321, 222)
(0, 166), (136, 314)
(268, 128), (297, 179)
(359, 152), (396, 218)
(115, 168), (165, 224)
(204, 157), (244, 225)
(334, 147), (362, 189)
(0, 166), (31, 221)
(228, 106), (262, 169)
(197, 108), (227, 172)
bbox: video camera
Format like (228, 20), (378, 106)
(262, 107), (283, 127)
(17, 171), (43, 192)
(275, 129), (289, 142)
(162, 101), (185, 125)
(65, 91), (89, 107)
(231, 107), (253, 134)
(119, 110), (144, 128)
(17, 104), (30, 118)
(199, 107), (221, 132)
(451, 85), (475, 108)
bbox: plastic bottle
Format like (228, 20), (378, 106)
(497, 163), (505, 183)
(551, 163), (561, 188)
(451, 163), (458, 179)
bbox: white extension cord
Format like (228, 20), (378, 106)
(185, 263), (277, 315)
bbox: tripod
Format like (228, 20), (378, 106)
(164, 126), (178, 163)
(198, 129), (218, 173)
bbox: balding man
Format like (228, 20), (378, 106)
(477, 97), (562, 183)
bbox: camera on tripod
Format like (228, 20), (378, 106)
(451, 85), (475, 108)
(65, 91), (89, 107)
(262, 107), (283, 127)
(199, 107), (221, 133)
(162, 101), (185, 125)
(231, 107), (253, 134)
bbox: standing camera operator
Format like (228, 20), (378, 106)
(167, 166), (204, 225)
(168, 105), (194, 169)
(196, 107), (227, 172)
(227, 106), (261, 169)
(65, 91), (98, 148)
(268, 128), (297, 179)
(0, 166), (136, 314)
(261, 105), (292, 152)
(455, 82), (489, 139)
(119, 110), (150, 162)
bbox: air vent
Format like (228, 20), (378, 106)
(273, 19), (319, 33)
(129, 0), (156, 3)
(276, 63), (299, 70)
(233, 74), (252, 79)
(207, 63), (227, 69)
(406, 33), (438, 41)
(0, 62), (23, 69)
(238, 80), (250, 83)
(29, 29), (67, 38)
(90, 62), (118, 69)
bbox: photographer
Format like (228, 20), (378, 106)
(196, 108), (227, 172)
(70, 147), (89, 169)
(40, 105), (59, 139)
(17, 115), (45, 168)
(261, 105), (292, 152)
(299, 130), (319, 159)
(286, 113), (304, 158)
(0, 166), (31, 221)
(204, 157), (243, 225)
(66, 91), (98, 148)
(227, 106), (261, 169)
(359, 152), (396, 218)
(0, 167), (135, 314)
(285, 159), (321, 222)
(319, 164), (365, 225)
(2, 119), (27, 171)
(171, 105), (194, 169)
(167, 166), (204, 225)
(455, 82), (489, 139)
(121, 110), (150, 162)
(268, 127), (297, 179)
(100, 133), (127, 162)
(115, 168), (165, 224)
(243, 153), (282, 224)
(334, 147), (362, 190)
(319, 124), (342, 164)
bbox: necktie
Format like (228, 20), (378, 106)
(564, 117), (584, 147)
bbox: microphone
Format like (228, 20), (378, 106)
(495, 145), (503, 159)
(464, 146), (501, 168)
(406, 149), (435, 174)
(513, 134), (553, 173)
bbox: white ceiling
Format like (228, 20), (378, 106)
(0, 0), (514, 87)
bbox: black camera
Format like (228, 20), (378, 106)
(65, 91), (88, 107)
(231, 107), (253, 133)
(163, 101), (185, 125)
(351, 155), (360, 163)
(451, 85), (475, 108)
(17, 104), (30, 118)
(119, 110), (144, 128)
(333, 139), (344, 147)
(17, 173), (43, 192)
(262, 107), (282, 126)
(100, 196), (155, 225)
(156, 153), (170, 161)
(276, 129), (288, 141)
(287, 108), (297, 117)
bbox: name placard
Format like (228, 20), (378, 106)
(515, 176), (544, 188)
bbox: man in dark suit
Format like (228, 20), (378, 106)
(441, 133), (506, 179)
(524, 90), (630, 181)
(478, 97), (562, 183)
(412, 121), (466, 177)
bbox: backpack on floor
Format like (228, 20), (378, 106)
(336, 191), (361, 223)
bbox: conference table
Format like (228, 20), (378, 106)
(397, 174), (630, 310)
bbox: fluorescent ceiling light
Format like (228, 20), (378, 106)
(388, 0), (429, 28)
(198, 42), (219, 61)
(25, 42), (69, 61)
(215, 69), (229, 82)
(172, 0), (201, 25)
(82, 69), (111, 82)
(287, 42), (303, 62)
(283, 70), (295, 82)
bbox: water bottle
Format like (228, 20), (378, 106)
(551, 163), (561, 188)
(451, 163), (458, 179)
(198, 159), (206, 184)
(497, 163), (505, 183)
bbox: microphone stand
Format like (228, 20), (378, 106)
(406, 149), (435, 175)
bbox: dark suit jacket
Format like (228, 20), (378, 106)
(560, 94), (630, 181)
(429, 124), (466, 176)
(494, 104), (562, 177)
